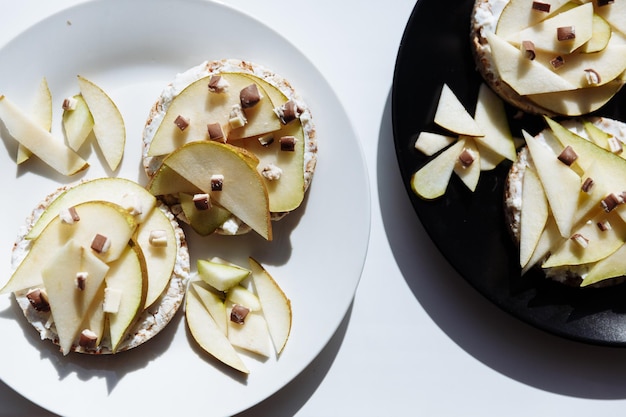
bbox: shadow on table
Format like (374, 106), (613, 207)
(378, 88), (626, 400)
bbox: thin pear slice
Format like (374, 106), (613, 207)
(147, 73), (281, 157)
(582, 14), (613, 53)
(495, 0), (572, 37)
(191, 281), (227, 335)
(433, 84), (483, 136)
(226, 285), (262, 312)
(197, 258), (250, 292)
(78, 282), (106, 347)
(543, 210), (626, 267)
(582, 242), (626, 287)
(1, 201), (137, 295)
(179, 192), (232, 236)
(27, 177), (156, 240)
(520, 166), (549, 268)
(414, 132), (457, 156)
(595, 1), (626, 37)
(0, 94), (88, 176)
(147, 164), (203, 196)
(227, 308), (272, 357)
(134, 205), (178, 309)
(522, 215), (562, 275)
(453, 137), (481, 192)
(105, 244), (148, 352)
(522, 130), (580, 238)
(77, 75), (126, 171)
(249, 257), (291, 355)
(473, 83), (516, 161)
(18, 77), (52, 164)
(411, 139), (466, 200)
(162, 141), (272, 240)
(484, 30), (577, 95)
(186, 285), (249, 373)
(41, 240), (109, 355)
(505, 3), (594, 54)
(62, 94), (94, 151)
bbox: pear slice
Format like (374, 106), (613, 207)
(582, 242), (626, 287)
(227, 308), (272, 357)
(522, 129), (581, 238)
(62, 94), (94, 151)
(0, 94), (88, 176)
(249, 257), (291, 355)
(414, 132), (457, 156)
(191, 281), (227, 335)
(505, 3), (594, 54)
(147, 73), (281, 157)
(522, 215), (562, 275)
(543, 210), (626, 268)
(17, 77), (52, 164)
(147, 164), (203, 196)
(582, 14), (613, 53)
(595, 1), (626, 37)
(433, 84), (483, 137)
(162, 141), (272, 240)
(197, 258), (250, 292)
(453, 137), (481, 192)
(186, 284), (249, 373)
(411, 139), (466, 200)
(133, 205), (178, 309)
(520, 166), (549, 268)
(226, 285), (262, 312)
(105, 244), (148, 352)
(473, 83), (516, 161)
(179, 192), (232, 236)
(41, 240), (110, 355)
(27, 177), (156, 240)
(484, 30), (577, 96)
(1, 201), (137, 295)
(495, 0), (572, 37)
(78, 282), (106, 347)
(77, 75), (126, 171)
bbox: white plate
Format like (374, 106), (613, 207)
(0, 0), (370, 415)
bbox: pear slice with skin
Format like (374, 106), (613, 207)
(197, 258), (250, 292)
(453, 137), (481, 192)
(495, 0), (572, 37)
(411, 139), (466, 200)
(433, 84), (483, 137)
(191, 281), (227, 336)
(77, 75), (126, 171)
(473, 83), (516, 162)
(595, 1), (626, 37)
(186, 284), (249, 373)
(179, 192), (232, 237)
(63, 94), (94, 152)
(162, 141), (272, 240)
(582, 14), (613, 53)
(41, 240), (110, 355)
(227, 308), (272, 357)
(0, 94), (88, 176)
(582, 242), (626, 287)
(17, 77), (52, 164)
(520, 166), (549, 268)
(414, 132), (457, 156)
(249, 257), (291, 355)
(522, 129), (581, 238)
(522, 215), (562, 275)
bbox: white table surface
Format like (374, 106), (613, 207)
(3, 1), (626, 416)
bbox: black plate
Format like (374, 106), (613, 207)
(392, 0), (626, 346)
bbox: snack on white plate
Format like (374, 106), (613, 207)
(142, 59), (318, 237)
(2, 178), (190, 354)
(505, 116), (626, 287)
(470, 0), (626, 116)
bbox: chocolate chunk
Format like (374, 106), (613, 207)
(532, 1), (551, 12)
(240, 84), (261, 109)
(208, 75), (229, 93)
(557, 26), (575, 41)
(458, 149), (475, 167)
(78, 329), (98, 349)
(258, 135), (274, 147)
(557, 145), (578, 166)
(597, 221), (612, 232)
(521, 40), (536, 60)
(275, 100), (301, 124)
(584, 68), (601, 85)
(601, 193), (623, 212)
(60, 206), (81, 224)
(581, 177), (594, 193)
(193, 193), (211, 210)
(62, 97), (77, 111)
(211, 174), (224, 191)
(597, 0), (614, 6)
(75, 272), (88, 291)
(570, 233), (589, 248)
(608, 136), (623, 154)
(26, 288), (50, 312)
(280, 135), (296, 152)
(230, 304), (250, 324)
(550, 55), (565, 69)
(207, 122), (225, 142)
(91, 234), (110, 254)
(174, 115), (190, 131)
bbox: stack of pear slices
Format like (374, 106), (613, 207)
(512, 116), (626, 287)
(186, 257), (292, 374)
(0, 177), (188, 355)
